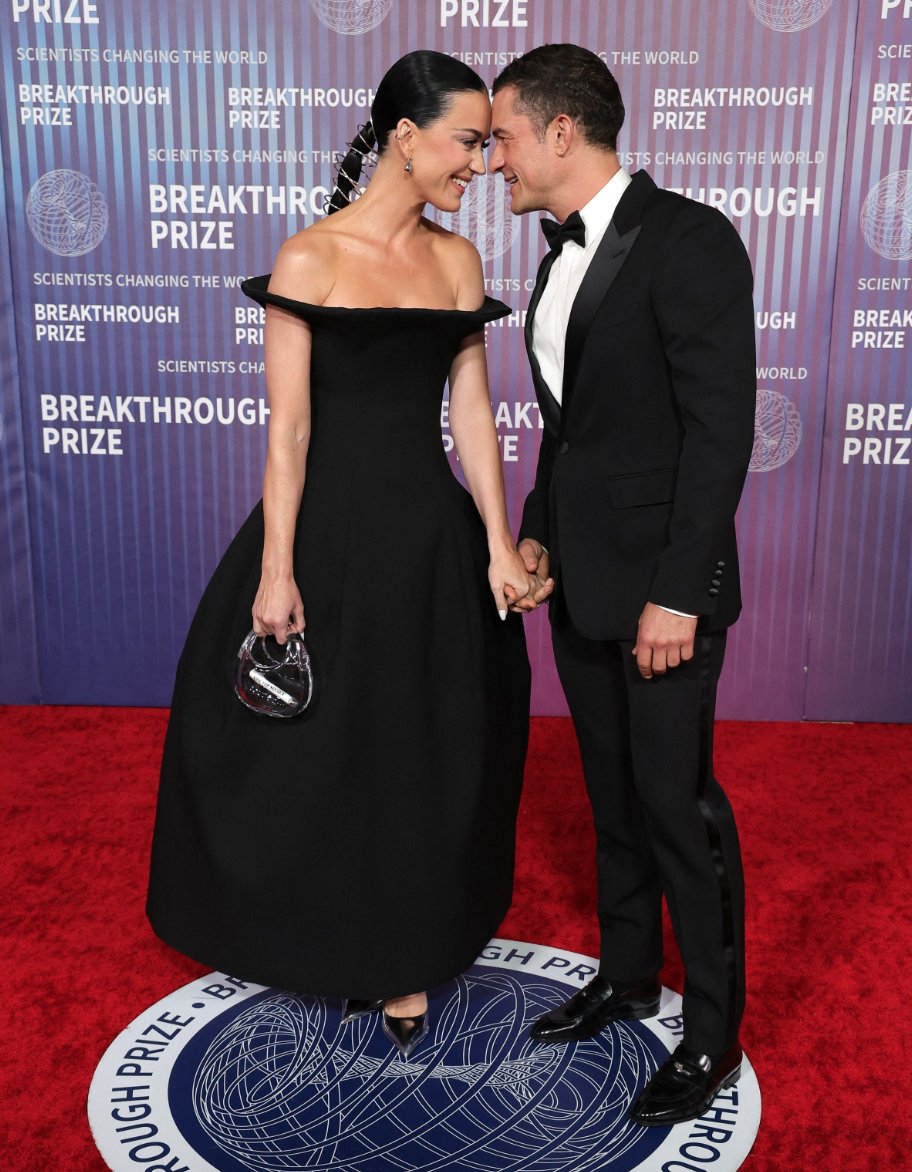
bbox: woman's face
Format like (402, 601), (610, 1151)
(403, 89), (491, 212)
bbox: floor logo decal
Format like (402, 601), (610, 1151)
(89, 940), (760, 1170)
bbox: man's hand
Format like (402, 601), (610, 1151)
(518, 537), (549, 578)
(633, 602), (698, 679)
(511, 538), (554, 611)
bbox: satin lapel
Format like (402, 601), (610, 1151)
(524, 248), (562, 436)
(561, 221), (642, 416)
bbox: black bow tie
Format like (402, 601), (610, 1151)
(541, 210), (586, 254)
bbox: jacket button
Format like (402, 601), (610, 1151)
(711, 577), (721, 587)
(716, 560), (726, 568)
(708, 587), (719, 596)
(558, 441), (571, 454)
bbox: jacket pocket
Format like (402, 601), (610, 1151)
(587, 310), (639, 335)
(606, 467), (677, 509)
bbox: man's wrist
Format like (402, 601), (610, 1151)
(655, 603), (698, 619)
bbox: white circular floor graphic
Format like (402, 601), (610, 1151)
(88, 940), (760, 1171)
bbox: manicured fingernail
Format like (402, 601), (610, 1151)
(498, 609), (507, 621)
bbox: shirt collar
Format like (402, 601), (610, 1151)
(578, 167), (632, 250)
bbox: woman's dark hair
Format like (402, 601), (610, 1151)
(327, 50), (488, 214)
(327, 122), (378, 213)
(492, 44), (624, 152)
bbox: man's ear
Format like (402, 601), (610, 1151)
(551, 113), (576, 157)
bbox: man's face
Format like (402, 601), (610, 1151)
(489, 86), (556, 215)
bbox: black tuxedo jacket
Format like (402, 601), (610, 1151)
(519, 170), (757, 640)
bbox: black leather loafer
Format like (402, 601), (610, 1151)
(530, 974), (661, 1043)
(630, 1041), (742, 1126)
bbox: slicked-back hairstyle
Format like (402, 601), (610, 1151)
(371, 49), (487, 151)
(328, 50), (488, 214)
(492, 44), (624, 152)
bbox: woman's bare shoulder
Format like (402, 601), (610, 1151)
(421, 215), (478, 255)
(422, 219), (485, 309)
(269, 225), (337, 304)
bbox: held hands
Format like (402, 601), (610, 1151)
(489, 540), (554, 620)
(633, 601), (697, 679)
(252, 572), (305, 645)
(500, 538), (555, 615)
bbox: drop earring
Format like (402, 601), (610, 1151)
(404, 158), (412, 174)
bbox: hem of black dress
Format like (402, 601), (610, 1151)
(146, 905), (511, 1001)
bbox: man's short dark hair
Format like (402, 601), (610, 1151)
(492, 44), (625, 152)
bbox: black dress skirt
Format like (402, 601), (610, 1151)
(146, 277), (530, 998)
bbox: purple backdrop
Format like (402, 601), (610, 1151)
(0, 163), (40, 703)
(805, 0), (912, 721)
(0, 0), (908, 720)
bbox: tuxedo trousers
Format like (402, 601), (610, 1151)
(551, 615), (745, 1056)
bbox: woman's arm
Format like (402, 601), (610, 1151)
(251, 237), (330, 642)
(448, 241), (551, 616)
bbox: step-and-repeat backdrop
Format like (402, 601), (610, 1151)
(1, 0), (909, 720)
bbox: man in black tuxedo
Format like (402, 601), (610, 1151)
(490, 45), (756, 1126)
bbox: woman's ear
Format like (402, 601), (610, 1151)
(394, 118), (415, 165)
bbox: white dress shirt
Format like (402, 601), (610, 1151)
(532, 167), (632, 406)
(531, 168), (697, 620)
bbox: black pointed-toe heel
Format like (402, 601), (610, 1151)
(341, 998), (384, 1024)
(381, 1009), (429, 1059)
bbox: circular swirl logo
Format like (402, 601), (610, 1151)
(188, 974), (664, 1170)
(750, 389), (803, 471)
(860, 171), (912, 261)
(309, 0), (392, 35)
(26, 169), (109, 256)
(748, 0), (834, 32)
(88, 942), (761, 1170)
(435, 173), (516, 260)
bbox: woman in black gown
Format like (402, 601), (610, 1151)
(147, 52), (549, 1057)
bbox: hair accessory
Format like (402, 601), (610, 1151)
(349, 122), (377, 162)
(335, 159), (367, 196)
(325, 122), (378, 214)
(235, 630), (316, 719)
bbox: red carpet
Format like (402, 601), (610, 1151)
(2, 707), (911, 1169)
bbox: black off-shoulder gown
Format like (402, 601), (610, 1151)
(146, 277), (530, 998)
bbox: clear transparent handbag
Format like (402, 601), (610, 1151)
(235, 630), (315, 718)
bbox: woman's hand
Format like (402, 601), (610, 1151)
(252, 573), (305, 644)
(488, 544), (554, 619)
